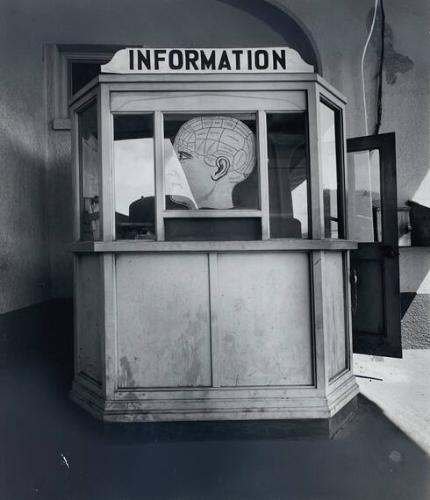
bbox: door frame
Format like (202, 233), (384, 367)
(347, 132), (402, 357)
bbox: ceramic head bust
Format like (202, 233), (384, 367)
(173, 116), (256, 209)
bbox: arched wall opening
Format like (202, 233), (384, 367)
(216, 0), (321, 73)
(46, 0), (322, 298)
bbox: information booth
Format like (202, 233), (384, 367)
(70, 47), (359, 422)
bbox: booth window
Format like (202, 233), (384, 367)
(111, 111), (312, 242)
(320, 100), (344, 239)
(78, 100), (100, 241)
(163, 114), (259, 211)
(267, 112), (309, 238)
(114, 114), (155, 240)
(162, 113), (260, 241)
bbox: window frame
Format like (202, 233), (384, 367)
(111, 105), (311, 242)
(78, 97), (101, 242)
(47, 44), (121, 130)
(266, 110), (312, 240)
(319, 95), (347, 240)
(69, 75), (351, 247)
(71, 90), (100, 242)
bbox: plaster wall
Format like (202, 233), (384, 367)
(0, 0), (429, 332)
(272, 0), (430, 344)
(1, 0), (293, 310)
(0, 5), (50, 312)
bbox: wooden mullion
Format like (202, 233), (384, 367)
(162, 209), (262, 219)
(154, 111), (165, 241)
(258, 110), (270, 240)
(307, 86), (323, 240)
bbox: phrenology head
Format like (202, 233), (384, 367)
(173, 116), (256, 187)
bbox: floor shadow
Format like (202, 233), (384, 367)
(400, 292), (416, 319)
(1, 301), (430, 500)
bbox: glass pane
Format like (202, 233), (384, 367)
(348, 149), (381, 242)
(79, 100), (100, 241)
(114, 114), (155, 240)
(267, 113), (309, 238)
(352, 259), (384, 334)
(70, 61), (105, 96)
(320, 102), (343, 239)
(164, 114), (259, 210)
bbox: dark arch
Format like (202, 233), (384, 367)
(217, 0), (322, 74)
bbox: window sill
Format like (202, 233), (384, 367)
(52, 118), (71, 131)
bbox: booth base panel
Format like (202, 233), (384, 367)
(70, 373), (358, 425)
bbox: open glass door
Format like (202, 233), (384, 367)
(347, 132), (402, 357)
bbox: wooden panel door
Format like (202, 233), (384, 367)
(347, 133), (402, 357)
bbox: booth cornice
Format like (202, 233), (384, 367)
(68, 73), (347, 108)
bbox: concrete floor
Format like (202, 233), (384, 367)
(1, 303), (430, 499)
(354, 350), (430, 456)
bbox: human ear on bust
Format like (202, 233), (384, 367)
(211, 156), (230, 181)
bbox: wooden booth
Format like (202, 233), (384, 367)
(70, 47), (359, 422)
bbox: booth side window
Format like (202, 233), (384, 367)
(78, 100), (100, 241)
(320, 100), (345, 239)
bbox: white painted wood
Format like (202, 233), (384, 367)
(75, 255), (102, 384)
(70, 91), (100, 243)
(101, 253), (117, 398)
(323, 253), (348, 380)
(308, 86), (323, 239)
(72, 239), (358, 253)
(70, 79), (309, 107)
(102, 47), (314, 74)
(208, 253), (220, 387)
(99, 85), (114, 240)
(107, 81), (315, 96)
(111, 91), (306, 113)
(70, 73), (358, 423)
(311, 251), (328, 393)
(344, 252), (354, 376)
(70, 371), (359, 422)
(154, 111), (165, 241)
(69, 74), (347, 107)
(316, 81), (348, 109)
(257, 110), (270, 239)
(341, 100), (350, 240)
(115, 253), (211, 388)
(102, 73), (320, 83)
(216, 252), (313, 386)
(69, 88), (98, 114)
(318, 83), (348, 239)
(346, 142), (357, 242)
(162, 209), (261, 219)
